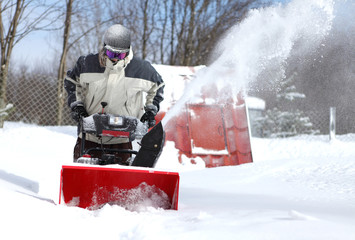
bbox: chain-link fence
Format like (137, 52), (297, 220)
(248, 106), (355, 141)
(4, 72), (355, 141)
(6, 73), (75, 126)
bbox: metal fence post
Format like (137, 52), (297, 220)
(329, 107), (336, 141)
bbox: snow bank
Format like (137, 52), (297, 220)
(1, 120), (355, 240)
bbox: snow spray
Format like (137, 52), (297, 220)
(162, 0), (335, 127)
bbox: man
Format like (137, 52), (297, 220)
(64, 24), (164, 165)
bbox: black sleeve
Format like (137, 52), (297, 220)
(151, 71), (164, 112)
(143, 61), (164, 111)
(67, 56), (85, 81)
(64, 79), (76, 107)
(63, 56), (85, 107)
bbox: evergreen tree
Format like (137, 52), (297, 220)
(254, 72), (319, 138)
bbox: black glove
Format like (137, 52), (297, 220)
(70, 101), (89, 123)
(140, 104), (157, 128)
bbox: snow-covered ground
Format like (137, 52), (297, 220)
(0, 121), (354, 240)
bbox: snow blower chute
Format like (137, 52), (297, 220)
(59, 103), (179, 210)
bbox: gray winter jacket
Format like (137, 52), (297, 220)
(64, 49), (164, 144)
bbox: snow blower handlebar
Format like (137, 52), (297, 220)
(79, 115), (86, 157)
(77, 102), (150, 164)
(78, 101), (110, 157)
(75, 102), (165, 168)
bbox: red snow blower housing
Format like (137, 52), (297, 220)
(59, 102), (180, 210)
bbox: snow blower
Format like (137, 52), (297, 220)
(59, 102), (179, 210)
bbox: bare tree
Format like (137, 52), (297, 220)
(61, 0), (121, 65)
(141, 0), (149, 59)
(57, 0), (73, 125)
(105, 0), (260, 65)
(169, 0), (177, 65)
(56, 0), (120, 125)
(171, 0), (260, 66)
(159, 0), (169, 63)
(0, 0), (61, 127)
(3, 0), (268, 126)
(104, 0), (161, 61)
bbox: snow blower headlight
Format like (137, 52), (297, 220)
(109, 116), (124, 126)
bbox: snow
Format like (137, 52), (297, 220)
(1, 122), (355, 239)
(245, 97), (266, 110)
(1, 0), (355, 239)
(152, 64), (206, 112)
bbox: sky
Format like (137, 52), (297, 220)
(13, 31), (54, 67)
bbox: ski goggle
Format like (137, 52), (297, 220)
(105, 49), (128, 60)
